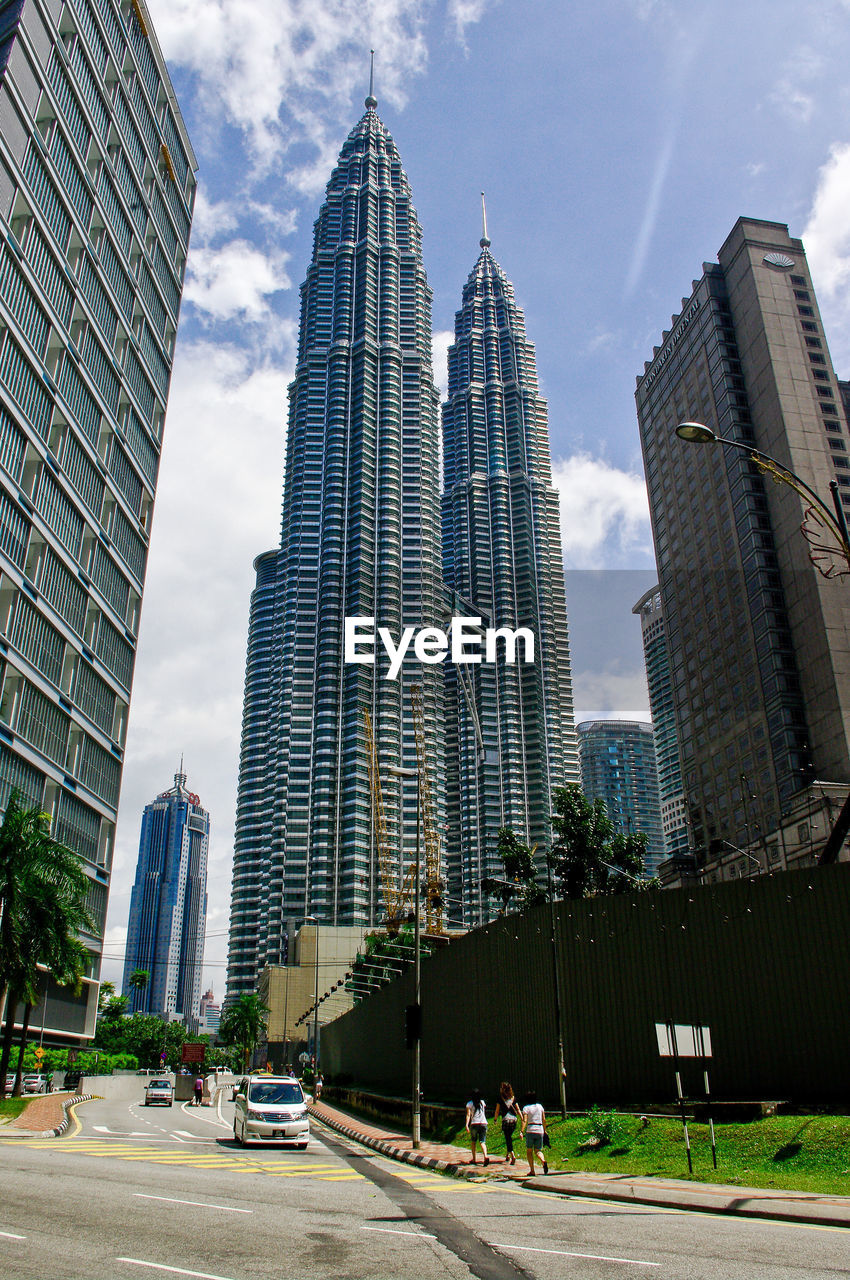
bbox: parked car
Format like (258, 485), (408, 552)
(3, 1074), (15, 1095)
(233, 1075), (309, 1148)
(22, 1074), (49, 1094)
(144, 1078), (174, 1107)
(63, 1071), (82, 1092)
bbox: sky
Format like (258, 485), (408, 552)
(100, 0), (850, 992)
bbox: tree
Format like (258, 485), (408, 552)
(95, 1010), (185, 1068)
(482, 827), (547, 913)
(0, 791), (97, 1090)
(127, 969), (150, 1009)
(101, 995), (129, 1020)
(549, 784), (653, 899)
(218, 992), (269, 1072)
(97, 981), (116, 1013)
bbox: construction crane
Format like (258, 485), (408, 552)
(364, 708), (415, 933)
(410, 684), (446, 936)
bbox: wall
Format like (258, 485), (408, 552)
(321, 864), (850, 1106)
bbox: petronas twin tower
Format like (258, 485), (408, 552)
(226, 95), (577, 999)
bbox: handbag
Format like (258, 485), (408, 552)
(542, 1131), (551, 1148)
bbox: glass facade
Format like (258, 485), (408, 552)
(441, 238), (578, 925)
(577, 719), (665, 875)
(0, 0), (195, 1034)
(123, 769), (208, 1022)
(226, 98), (443, 1000)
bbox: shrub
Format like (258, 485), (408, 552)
(586, 1105), (622, 1147)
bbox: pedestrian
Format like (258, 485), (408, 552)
(493, 1081), (521, 1165)
(314, 1072), (323, 1099)
(193, 1075), (203, 1106)
(521, 1090), (548, 1176)
(464, 1089), (489, 1166)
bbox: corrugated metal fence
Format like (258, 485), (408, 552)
(321, 864), (850, 1106)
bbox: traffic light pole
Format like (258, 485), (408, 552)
(412, 779), (421, 1149)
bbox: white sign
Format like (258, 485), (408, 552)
(344, 616), (535, 680)
(655, 1022), (712, 1059)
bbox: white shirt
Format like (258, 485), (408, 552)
(523, 1102), (545, 1133)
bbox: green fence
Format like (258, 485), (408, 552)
(321, 863), (850, 1107)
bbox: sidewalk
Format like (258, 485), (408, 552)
(1, 1090), (90, 1138)
(309, 1099), (850, 1229)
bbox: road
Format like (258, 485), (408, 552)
(0, 1078), (846, 1279)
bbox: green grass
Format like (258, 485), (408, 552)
(445, 1112), (850, 1197)
(0, 1097), (28, 1120)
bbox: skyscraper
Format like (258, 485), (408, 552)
(632, 585), (690, 861)
(0, 0), (195, 1041)
(441, 223), (578, 925)
(636, 217), (850, 877)
(577, 720), (665, 875)
(123, 769), (208, 1023)
(227, 91), (443, 999)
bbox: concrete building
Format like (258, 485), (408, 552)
(441, 224), (578, 926)
(0, 0), (195, 1044)
(226, 89), (443, 1001)
(198, 988), (220, 1036)
(123, 769), (209, 1024)
(635, 218), (850, 880)
(577, 720), (665, 875)
(632, 586), (690, 862)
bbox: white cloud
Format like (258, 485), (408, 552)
(432, 328), (453, 397)
(106, 337), (291, 993)
(190, 190), (239, 243)
(803, 142), (850, 369)
(573, 666), (651, 725)
(148, 0), (494, 177)
(184, 240), (291, 322)
(769, 47), (823, 125)
(552, 453), (653, 569)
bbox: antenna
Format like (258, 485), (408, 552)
(480, 191), (491, 249)
(365, 49), (377, 108)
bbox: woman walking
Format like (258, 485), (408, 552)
(464, 1089), (489, 1166)
(521, 1091), (548, 1176)
(494, 1081), (521, 1165)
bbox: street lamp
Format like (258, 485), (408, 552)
(386, 763), (421, 1149)
(675, 422), (850, 576)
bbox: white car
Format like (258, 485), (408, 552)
(144, 1078), (174, 1106)
(233, 1075), (310, 1147)
(22, 1074), (49, 1094)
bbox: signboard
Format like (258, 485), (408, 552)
(34, 1046), (44, 1061)
(181, 1042), (206, 1065)
(655, 1022), (712, 1059)
(67, 1048), (78, 1066)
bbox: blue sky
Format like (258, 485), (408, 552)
(101, 0), (850, 990)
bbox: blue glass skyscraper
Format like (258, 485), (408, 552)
(441, 225), (578, 924)
(123, 769), (209, 1022)
(226, 92), (443, 998)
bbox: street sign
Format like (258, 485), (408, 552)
(181, 1042), (205, 1065)
(299, 1051), (309, 1065)
(67, 1048), (78, 1066)
(160, 1051), (166, 1063)
(655, 1023), (712, 1058)
(34, 1046), (44, 1061)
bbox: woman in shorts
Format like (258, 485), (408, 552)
(464, 1089), (489, 1166)
(521, 1090), (548, 1175)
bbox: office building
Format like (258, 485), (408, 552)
(123, 768), (208, 1023)
(0, 0), (195, 1042)
(226, 90), (443, 999)
(198, 988), (220, 1036)
(632, 585), (690, 862)
(577, 720), (665, 875)
(441, 225), (578, 924)
(636, 218), (850, 879)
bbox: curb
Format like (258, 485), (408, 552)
(309, 1106), (483, 1179)
(2, 1093), (94, 1139)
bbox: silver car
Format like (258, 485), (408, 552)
(233, 1075), (309, 1147)
(144, 1078), (174, 1106)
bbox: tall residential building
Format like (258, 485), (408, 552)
(577, 720), (665, 875)
(123, 769), (208, 1023)
(0, 0), (195, 1042)
(226, 92), (443, 1000)
(636, 218), (850, 876)
(632, 585), (690, 860)
(441, 227), (578, 925)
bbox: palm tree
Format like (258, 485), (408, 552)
(218, 992), (269, 1072)
(0, 790), (97, 1089)
(126, 968), (150, 1010)
(97, 981), (116, 1013)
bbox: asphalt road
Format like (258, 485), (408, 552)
(0, 1078), (847, 1280)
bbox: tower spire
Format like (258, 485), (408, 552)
(480, 191), (491, 249)
(365, 49), (377, 108)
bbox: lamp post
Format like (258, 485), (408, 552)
(387, 763), (421, 1149)
(675, 422), (850, 574)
